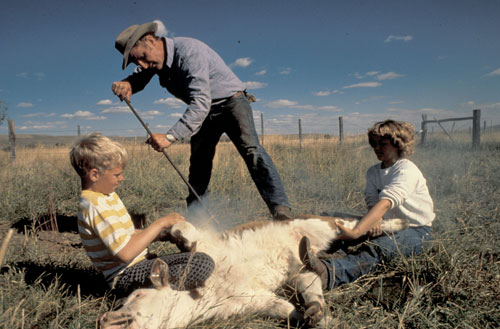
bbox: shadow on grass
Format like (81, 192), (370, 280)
(12, 213), (146, 233)
(3, 261), (111, 298)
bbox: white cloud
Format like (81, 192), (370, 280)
(332, 89), (344, 94)
(21, 112), (56, 118)
(267, 99), (298, 108)
(154, 97), (185, 108)
(155, 124), (171, 129)
(366, 71), (380, 76)
(34, 72), (45, 80)
(314, 91), (331, 96)
(294, 104), (315, 110)
(280, 67), (291, 75)
(384, 34), (413, 43)
(231, 57), (253, 67)
(255, 69), (267, 76)
(15, 72), (45, 80)
(377, 72), (405, 80)
(61, 111), (92, 118)
(97, 99), (113, 105)
(266, 99), (341, 112)
(244, 81), (268, 89)
(317, 105), (340, 111)
(169, 113), (183, 118)
(101, 106), (130, 113)
(17, 102), (33, 108)
(86, 116), (107, 121)
(343, 82), (382, 89)
(486, 68), (500, 77)
(18, 120), (67, 131)
(141, 110), (162, 116)
(61, 110), (106, 120)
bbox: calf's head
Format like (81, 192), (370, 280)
(100, 259), (203, 329)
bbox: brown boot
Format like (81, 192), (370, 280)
(272, 205), (294, 221)
(299, 236), (329, 290)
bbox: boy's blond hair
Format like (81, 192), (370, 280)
(368, 120), (415, 157)
(70, 132), (128, 177)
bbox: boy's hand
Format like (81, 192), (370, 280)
(146, 133), (172, 152)
(155, 213), (186, 242)
(160, 212), (185, 227)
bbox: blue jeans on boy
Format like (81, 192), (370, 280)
(187, 93), (290, 214)
(322, 226), (431, 290)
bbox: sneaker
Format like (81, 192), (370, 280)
(272, 205), (294, 221)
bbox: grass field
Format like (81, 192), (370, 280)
(0, 131), (499, 328)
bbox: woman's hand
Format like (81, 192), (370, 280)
(336, 221), (363, 240)
(367, 220), (383, 237)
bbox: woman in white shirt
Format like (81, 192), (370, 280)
(301, 120), (434, 290)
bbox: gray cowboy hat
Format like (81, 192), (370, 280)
(115, 21), (158, 70)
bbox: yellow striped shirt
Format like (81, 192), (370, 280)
(78, 190), (147, 282)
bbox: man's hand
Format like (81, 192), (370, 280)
(146, 133), (171, 152)
(112, 81), (132, 101)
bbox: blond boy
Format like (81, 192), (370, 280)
(70, 132), (214, 295)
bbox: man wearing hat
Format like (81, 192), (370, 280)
(112, 20), (292, 220)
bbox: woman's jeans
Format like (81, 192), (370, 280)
(187, 93), (290, 214)
(322, 226), (432, 290)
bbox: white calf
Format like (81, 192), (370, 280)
(100, 216), (407, 329)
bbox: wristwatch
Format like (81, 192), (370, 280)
(166, 134), (176, 143)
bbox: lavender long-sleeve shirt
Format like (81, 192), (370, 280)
(124, 37), (245, 140)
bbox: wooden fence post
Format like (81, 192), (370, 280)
(472, 109), (481, 148)
(421, 114), (427, 145)
(298, 118), (302, 150)
(260, 113), (264, 146)
(8, 119), (16, 163)
(338, 116), (343, 144)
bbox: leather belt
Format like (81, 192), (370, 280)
(212, 91), (244, 105)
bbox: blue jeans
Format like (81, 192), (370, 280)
(187, 93), (290, 213)
(322, 226), (431, 290)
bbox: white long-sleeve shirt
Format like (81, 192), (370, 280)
(365, 158), (435, 227)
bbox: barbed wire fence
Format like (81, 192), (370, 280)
(3, 109), (498, 163)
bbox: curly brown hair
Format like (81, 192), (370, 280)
(368, 120), (416, 157)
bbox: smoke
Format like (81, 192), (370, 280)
(185, 195), (254, 233)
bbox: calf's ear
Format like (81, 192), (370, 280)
(150, 258), (170, 288)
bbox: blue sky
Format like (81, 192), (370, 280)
(1, 0), (499, 136)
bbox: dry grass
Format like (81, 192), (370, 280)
(0, 131), (499, 328)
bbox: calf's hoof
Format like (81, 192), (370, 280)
(304, 301), (324, 327)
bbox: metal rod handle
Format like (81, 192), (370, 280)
(124, 99), (211, 217)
